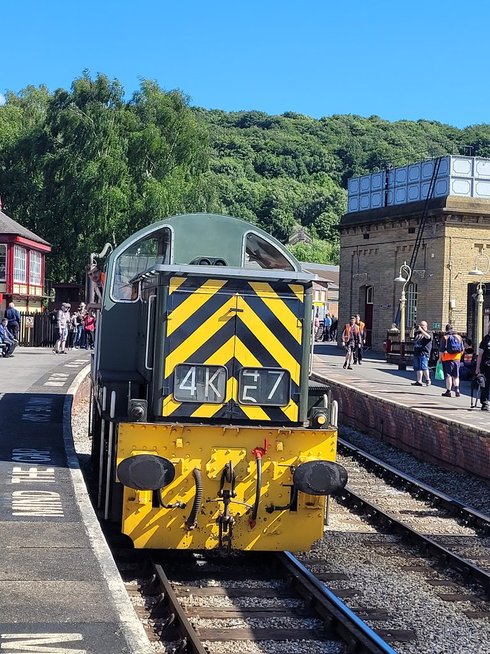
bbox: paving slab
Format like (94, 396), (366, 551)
(313, 342), (490, 434)
(0, 348), (150, 653)
(0, 521), (92, 547)
(0, 624), (131, 654)
(0, 548), (105, 581)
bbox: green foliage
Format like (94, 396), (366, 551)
(196, 108), (487, 264)
(1, 74), (490, 276)
(289, 239), (339, 265)
(0, 73), (212, 281)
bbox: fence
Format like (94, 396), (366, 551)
(385, 331), (468, 369)
(18, 312), (57, 347)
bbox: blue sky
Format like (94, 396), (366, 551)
(1, 0), (488, 128)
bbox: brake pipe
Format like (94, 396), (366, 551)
(250, 440), (268, 527)
(185, 468), (203, 530)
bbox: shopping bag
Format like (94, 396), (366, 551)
(435, 360), (444, 381)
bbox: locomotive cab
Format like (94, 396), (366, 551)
(91, 213), (346, 551)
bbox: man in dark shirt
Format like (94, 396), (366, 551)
(5, 301), (21, 341)
(411, 320), (433, 387)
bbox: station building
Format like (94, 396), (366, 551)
(0, 208), (51, 313)
(302, 262), (339, 320)
(339, 156), (490, 350)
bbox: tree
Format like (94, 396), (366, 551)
(289, 238), (339, 265)
(0, 73), (213, 282)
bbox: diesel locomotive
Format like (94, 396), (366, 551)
(90, 213), (346, 552)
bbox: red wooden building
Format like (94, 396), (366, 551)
(0, 209), (51, 313)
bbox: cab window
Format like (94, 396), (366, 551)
(111, 228), (171, 302)
(244, 232), (295, 271)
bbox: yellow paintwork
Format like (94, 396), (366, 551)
(162, 276), (304, 422)
(116, 421), (338, 551)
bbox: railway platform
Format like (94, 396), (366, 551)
(0, 348), (149, 654)
(313, 342), (490, 482)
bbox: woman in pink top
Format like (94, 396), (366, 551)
(83, 311), (96, 350)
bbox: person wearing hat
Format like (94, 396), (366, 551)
(53, 303), (71, 354)
(475, 324), (490, 411)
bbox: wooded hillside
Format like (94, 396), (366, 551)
(1, 72), (489, 281)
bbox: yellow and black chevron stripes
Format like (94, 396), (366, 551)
(166, 278), (228, 337)
(162, 276), (304, 423)
(248, 282), (302, 344)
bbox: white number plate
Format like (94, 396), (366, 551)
(238, 368), (290, 406)
(174, 365), (227, 403)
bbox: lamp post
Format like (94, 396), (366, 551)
(394, 261), (412, 371)
(468, 254), (490, 347)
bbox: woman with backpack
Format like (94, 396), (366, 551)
(438, 324), (465, 397)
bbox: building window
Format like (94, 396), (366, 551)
(0, 244), (6, 281)
(13, 246), (27, 283)
(406, 283), (417, 328)
(363, 233), (370, 239)
(366, 286), (374, 304)
(29, 250), (42, 285)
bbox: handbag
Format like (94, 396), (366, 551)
(435, 360), (444, 381)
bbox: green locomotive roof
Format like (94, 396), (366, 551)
(96, 213), (306, 375)
(111, 212), (301, 271)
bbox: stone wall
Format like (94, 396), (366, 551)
(339, 196), (490, 351)
(312, 372), (490, 482)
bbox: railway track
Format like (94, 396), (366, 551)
(118, 547), (399, 654)
(73, 390), (490, 651)
(336, 437), (490, 598)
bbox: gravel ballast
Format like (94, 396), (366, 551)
(71, 389), (490, 654)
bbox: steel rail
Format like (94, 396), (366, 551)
(338, 438), (490, 533)
(152, 561), (208, 654)
(337, 486), (490, 596)
(277, 552), (398, 654)
(151, 553), (397, 654)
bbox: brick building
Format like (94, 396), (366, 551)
(0, 209), (51, 313)
(339, 157), (490, 351)
(302, 263), (339, 320)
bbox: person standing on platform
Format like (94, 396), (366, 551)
(5, 301), (21, 342)
(313, 313), (320, 340)
(439, 324), (464, 397)
(83, 310), (96, 349)
(411, 321), (433, 387)
(475, 325), (490, 411)
(342, 316), (361, 370)
(353, 314), (366, 364)
(330, 315), (338, 341)
(74, 303), (87, 349)
(54, 303), (71, 354)
(323, 313), (332, 342)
